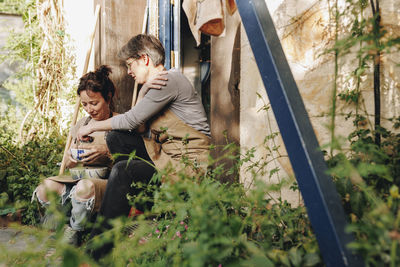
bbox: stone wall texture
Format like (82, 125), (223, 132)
(239, 0), (400, 206)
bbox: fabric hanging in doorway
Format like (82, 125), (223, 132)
(183, 0), (225, 46)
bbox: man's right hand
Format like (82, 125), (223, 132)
(138, 71), (168, 99)
(77, 124), (94, 142)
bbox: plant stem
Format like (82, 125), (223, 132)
(115, 153), (157, 169)
(370, 0), (381, 146)
(330, 0), (339, 157)
(0, 144), (31, 172)
(390, 239), (397, 267)
(374, 50), (381, 145)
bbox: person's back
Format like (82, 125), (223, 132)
(152, 68), (210, 136)
(112, 68), (210, 136)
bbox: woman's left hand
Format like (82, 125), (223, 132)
(65, 146), (78, 168)
(78, 145), (109, 164)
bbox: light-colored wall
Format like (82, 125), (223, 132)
(239, 0), (400, 205)
(64, 0), (147, 115)
(0, 13), (23, 112)
(63, 0), (95, 77)
(61, 0), (95, 125)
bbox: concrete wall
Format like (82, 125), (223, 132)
(65, 0), (147, 114)
(238, 0), (400, 205)
(0, 13), (23, 114)
(63, 0), (96, 78)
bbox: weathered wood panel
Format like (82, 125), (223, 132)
(210, 10), (241, 183)
(94, 0), (147, 113)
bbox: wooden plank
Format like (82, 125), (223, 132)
(210, 12), (241, 183)
(94, 0), (147, 113)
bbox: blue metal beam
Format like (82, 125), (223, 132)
(172, 0), (181, 68)
(236, 1), (363, 266)
(158, 0), (171, 69)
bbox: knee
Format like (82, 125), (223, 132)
(74, 180), (95, 200)
(36, 180), (65, 202)
(107, 161), (129, 186)
(35, 184), (48, 203)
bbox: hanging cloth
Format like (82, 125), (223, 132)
(196, 0), (225, 36)
(226, 0), (237, 15)
(183, 0), (225, 46)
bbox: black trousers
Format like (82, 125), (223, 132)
(87, 130), (156, 261)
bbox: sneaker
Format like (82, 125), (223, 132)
(62, 225), (79, 246)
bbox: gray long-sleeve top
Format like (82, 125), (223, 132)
(111, 68), (210, 136)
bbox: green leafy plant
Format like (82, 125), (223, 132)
(323, 1), (400, 265)
(0, 108), (64, 225)
(92, 151), (321, 267)
(0, 0), (76, 142)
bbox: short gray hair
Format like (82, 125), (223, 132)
(118, 34), (165, 66)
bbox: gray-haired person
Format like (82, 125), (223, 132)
(78, 34), (210, 260)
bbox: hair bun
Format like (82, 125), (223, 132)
(95, 65), (112, 78)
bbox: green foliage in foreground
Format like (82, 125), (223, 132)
(0, 178), (321, 267)
(0, 109), (64, 225)
(327, 121), (400, 267)
(108, 177), (319, 267)
(0, 122), (400, 266)
(1, 104), (400, 266)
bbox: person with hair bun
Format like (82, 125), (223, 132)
(32, 65), (118, 245)
(32, 63), (170, 246)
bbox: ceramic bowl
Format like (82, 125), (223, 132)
(85, 166), (109, 179)
(69, 166), (109, 180)
(70, 148), (92, 161)
(70, 167), (87, 180)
